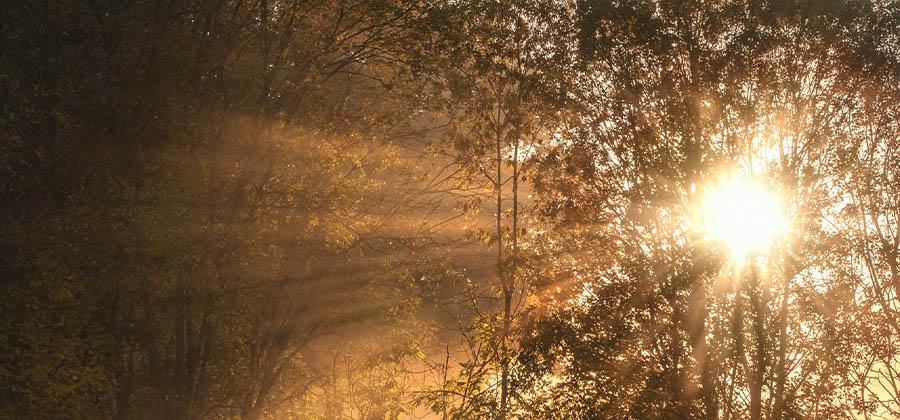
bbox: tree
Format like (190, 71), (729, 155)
(414, 0), (574, 417)
(1, 0), (437, 418)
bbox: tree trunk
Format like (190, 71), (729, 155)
(501, 135), (520, 419)
(773, 253), (794, 420)
(496, 111), (508, 419)
(733, 267), (747, 417)
(688, 273), (717, 419)
(749, 268), (766, 420)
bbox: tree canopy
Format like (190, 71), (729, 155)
(2, 0), (900, 419)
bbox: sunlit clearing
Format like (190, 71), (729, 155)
(697, 175), (787, 258)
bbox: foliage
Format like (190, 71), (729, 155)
(3, 0), (900, 419)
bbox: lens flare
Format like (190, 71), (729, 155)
(697, 174), (787, 258)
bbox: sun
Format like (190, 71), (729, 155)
(697, 174), (788, 258)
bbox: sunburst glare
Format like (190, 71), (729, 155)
(697, 174), (788, 258)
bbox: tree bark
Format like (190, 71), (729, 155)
(496, 104), (509, 419)
(749, 268), (766, 420)
(688, 273), (717, 419)
(773, 253), (794, 420)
